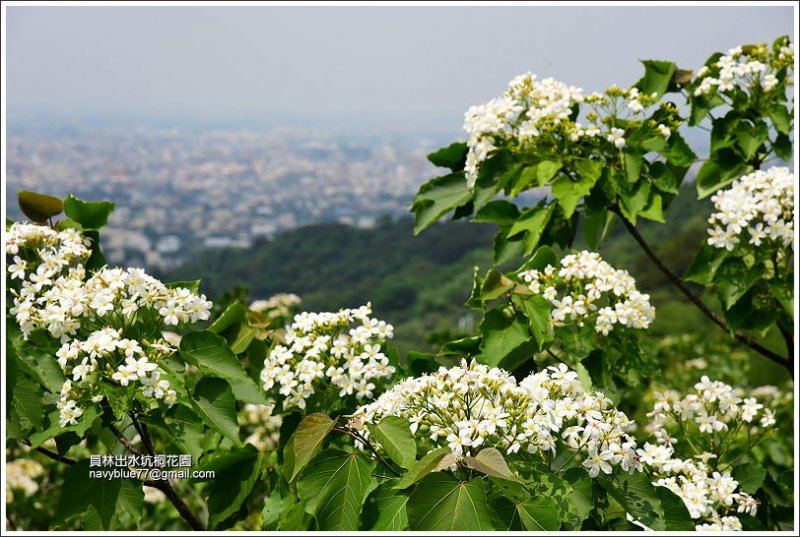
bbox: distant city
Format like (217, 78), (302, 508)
(6, 120), (460, 269)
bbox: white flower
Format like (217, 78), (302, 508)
(607, 127), (626, 148)
(582, 446), (615, 477)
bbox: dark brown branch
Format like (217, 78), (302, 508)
(22, 440), (76, 466)
(610, 205), (792, 376)
(109, 424), (205, 530)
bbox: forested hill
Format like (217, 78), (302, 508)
(161, 218), (497, 351)
(161, 185), (727, 356)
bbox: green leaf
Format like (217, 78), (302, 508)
(411, 173), (473, 234)
(63, 194), (115, 229)
(205, 448), (263, 528)
(663, 131), (697, 167)
(513, 294), (552, 349)
(7, 323), (65, 393)
(29, 405), (100, 448)
(427, 142), (468, 171)
(512, 161), (561, 194)
(180, 331), (267, 405)
(479, 268), (515, 301)
(599, 472), (666, 531)
(56, 460), (143, 530)
(464, 447), (520, 482)
(624, 152), (643, 183)
(732, 463), (767, 494)
(367, 416), (417, 470)
(734, 121), (768, 161)
(207, 301), (249, 334)
(552, 159), (602, 217)
(261, 491), (282, 530)
(191, 377), (241, 446)
(12, 374), (45, 429)
(285, 412), (336, 482)
(153, 404), (206, 460)
(297, 449), (375, 531)
(407, 475), (494, 531)
(507, 203), (555, 256)
(394, 447), (453, 489)
(369, 488), (409, 530)
(635, 59), (677, 98)
(715, 258), (767, 309)
(655, 486), (695, 531)
(517, 496), (562, 531)
(474, 200), (520, 227)
(773, 133), (793, 161)
(477, 309), (532, 367)
(768, 104), (792, 134)
(684, 244), (729, 286)
(640, 192), (666, 223)
(18, 190), (64, 222)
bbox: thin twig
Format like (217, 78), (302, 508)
(22, 440), (76, 466)
(609, 205), (792, 376)
(109, 423), (205, 530)
(334, 427), (401, 477)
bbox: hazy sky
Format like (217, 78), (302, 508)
(5, 5), (795, 126)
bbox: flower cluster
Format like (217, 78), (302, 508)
(518, 250), (655, 335)
(250, 293), (302, 320)
(645, 376), (778, 447)
(55, 328), (179, 426)
(707, 167), (794, 253)
(693, 41), (794, 97)
(637, 443), (754, 530)
(239, 403), (283, 452)
(638, 376), (782, 530)
(6, 222), (213, 427)
(8, 223), (212, 341)
(350, 360), (640, 477)
(6, 458), (45, 503)
(260, 304), (395, 411)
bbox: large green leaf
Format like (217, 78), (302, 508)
(411, 173), (472, 234)
(18, 190), (64, 222)
(517, 496), (562, 531)
(180, 330), (267, 404)
(463, 447), (520, 482)
(11, 374), (44, 429)
(551, 159), (602, 217)
(394, 447), (453, 489)
(367, 416), (417, 470)
(297, 449), (376, 530)
(507, 203), (555, 256)
(191, 377), (241, 446)
(55, 460), (143, 530)
(364, 479), (410, 531)
(207, 301), (249, 334)
(29, 405), (101, 448)
(715, 258), (767, 309)
(285, 412), (336, 482)
(635, 59), (678, 98)
(732, 462), (767, 494)
(477, 309), (531, 367)
(205, 447), (264, 528)
(514, 294), (553, 349)
(63, 194), (115, 229)
(427, 142), (468, 171)
(407, 474), (495, 531)
(655, 486), (695, 531)
(599, 472), (666, 531)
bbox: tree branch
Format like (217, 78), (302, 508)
(109, 424), (205, 530)
(609, 206), (792, 376)
(22, 440), (76, 466)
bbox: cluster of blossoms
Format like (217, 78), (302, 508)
(461, 72), (680, 187)
(56, 328), (179, 426)
(6, 222), (213, 427)
(239, 403), (283, 452)
(250, 293), (302, 320)
(693, 42), (794, 97)
(6, 458), (45, 503)
(10, 264), (212, 342)
(518, 250), (655, 335)
(707, 167), (794, 253)
(260, 304), (395, 411)
(638, 443), (753, 531)
(350, 360), (640, 478)
(637, 376), (782, 530)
